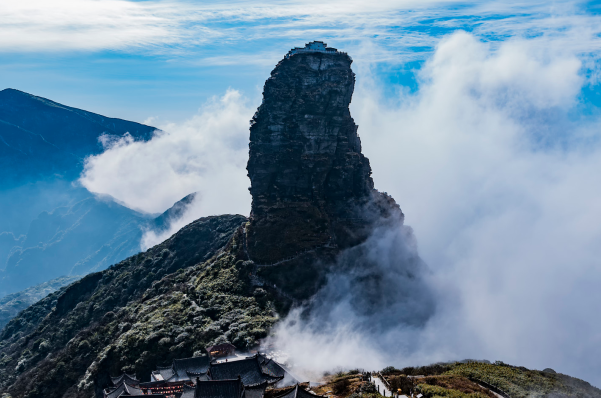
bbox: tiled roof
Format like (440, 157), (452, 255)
(150, 356), (211, 382)
(256, 354), (298, 385)
(181, 384), (196, 398)
(105, 383), (126, 398)
(188, 371), (211, 381)
(153, 366), (175, 381)
(105, 379), (146, 398)
(273, 385), (321, 398)
(243, 382), (267, 398)
(195, 379), (244, 398)
(111, 374), (139, 386)
(260, 358), (286, 378)
(123, 384), (145, 396)
(174, 356), (211, 375)
(209, 358), (281, 386)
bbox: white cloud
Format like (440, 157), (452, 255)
(78, 26), (601, 385)
(267, 32), (601, 386)
(80, 89), (252, 219)
(3, 0), (601, 67)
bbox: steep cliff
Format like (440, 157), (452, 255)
(246, 46), (401, 265)
(0, 43), (406, 398)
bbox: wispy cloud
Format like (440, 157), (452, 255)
(3, 0), (601, 65)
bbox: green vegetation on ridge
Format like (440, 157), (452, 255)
(0, 215), (281, 398)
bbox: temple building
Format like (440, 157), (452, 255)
(104, 374), (150, 398)
(208, 356), (282, 386)
(150, 356), (211, 382)
(285, 41), (342, 58)
(106, 353), (296, 398)
(180, 378), (267, 398)
(256, 353), (294, 381)
(206, 343), (236, 359)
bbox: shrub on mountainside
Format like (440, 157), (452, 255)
(445, 362), (601, 398)
(417, 384), (489, 398)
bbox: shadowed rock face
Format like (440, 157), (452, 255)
(246, 50), (402, 264)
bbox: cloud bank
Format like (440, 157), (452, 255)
(80, 29), (601, 386)
(80, 89), (253, 249)
(267, 32), (601, 387)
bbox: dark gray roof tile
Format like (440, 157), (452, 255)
(195, 379), (244, 398)
(243, 382), (267, 398)
(111, 374), (139, 386)
(209, 358), (280, 386)
(273, 385), (322, 398)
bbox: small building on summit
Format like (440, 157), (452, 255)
(285, 41), (340, 58)
(206, 343), (236, 359)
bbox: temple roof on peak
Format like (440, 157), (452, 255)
(285, 41), (343, 59)
(273, 385), (322, 398)
(111, 373), (139, 386)
(195, 379), (244, 398)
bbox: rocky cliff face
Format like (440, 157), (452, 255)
(246, 47), (402, 264)
(0, 44), (408, 398)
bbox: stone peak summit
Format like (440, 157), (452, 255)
(246, 43), (402, 264)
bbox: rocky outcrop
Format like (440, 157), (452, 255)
(246, 43), (402, 264)
(0, 43), (410, 398)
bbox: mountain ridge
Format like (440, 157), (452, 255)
(0, 43), (596, 398)
(0, 44), (416, 398)
(0, 88), (156, 187)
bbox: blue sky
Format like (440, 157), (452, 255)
(3, 0), (601, 387)
(3, 0), (600, 122)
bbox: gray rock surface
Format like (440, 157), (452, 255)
(246, 48), (402, 264)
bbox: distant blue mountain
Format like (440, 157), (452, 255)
(0, 89), (170, 298)
(0, 197), (150, 296)
(0, 88), (155, 187)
